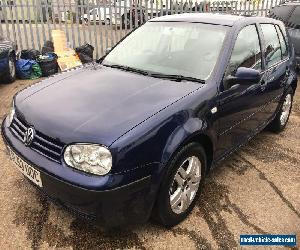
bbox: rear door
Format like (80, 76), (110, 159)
(259, 23), (289, 118)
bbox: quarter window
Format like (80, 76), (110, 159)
(261, 24), (282, 67)
(225, 25), (262, 78)
(275, 25), (288, 58)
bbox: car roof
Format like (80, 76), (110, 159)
(150, 13), (279, 26)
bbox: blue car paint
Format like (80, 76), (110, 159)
(2, 14), (298, 226)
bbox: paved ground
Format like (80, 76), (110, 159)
(0, 77), (299, 250)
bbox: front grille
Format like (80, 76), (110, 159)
(10, 115), (65, 163)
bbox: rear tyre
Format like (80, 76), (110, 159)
(152, 142), (206, 227)
(268, 88), (293, 133)
(2, 54), (16, 84)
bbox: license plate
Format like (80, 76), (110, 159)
(7, 146), (43, 188)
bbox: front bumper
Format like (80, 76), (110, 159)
(2, 118), (158, 226)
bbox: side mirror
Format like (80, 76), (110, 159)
(226, 67), (261, 86)
(106, 47), (112, 54)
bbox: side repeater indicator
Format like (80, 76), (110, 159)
(211, 107), (218, 114)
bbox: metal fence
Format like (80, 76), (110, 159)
(0, 0), (286, 58)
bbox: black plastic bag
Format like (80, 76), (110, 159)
(37, 53), (59, 77)
(20, 49), (41, 61)
(75, 44), (94, 64)
(42, 40), (54, 54)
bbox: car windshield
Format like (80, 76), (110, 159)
(103, 22), (228, 81)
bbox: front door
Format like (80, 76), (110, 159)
(215, 24), (267, 159)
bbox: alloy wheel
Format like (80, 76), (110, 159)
(169, 156), (201, 214)
(280, 93), (292, 126)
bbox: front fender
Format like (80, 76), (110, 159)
(161, 117), (207, 164)
(110, 84), (217, 176)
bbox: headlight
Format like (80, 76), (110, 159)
(7, 99), (15, 127)
(64, 144), (112, 176)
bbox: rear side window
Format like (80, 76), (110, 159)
(225, 25), (262, 77)
(288, 6), (300, 28)
(261, 24), (282, 67)
(275, 25), (288, 58)
(269, 5), (294, 22)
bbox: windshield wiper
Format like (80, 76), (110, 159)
(150, 73), (205, 83)
(102, 64), (205, 83)
(102, 64), (149, 76)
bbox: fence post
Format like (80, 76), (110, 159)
(39, 0), (47, 47)
(68, 0), (76, 48)
(6, 1), (17, 44)
(12, 0), (23, 50)
(20, 0), (29, 49)
(62, 0), (70, 46)
(0, 10), (3, 37)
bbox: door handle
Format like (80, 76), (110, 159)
(260, 79), (267, 91)
(260, 79), (266, 86)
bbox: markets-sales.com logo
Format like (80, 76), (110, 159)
(240, 235), (296, 246)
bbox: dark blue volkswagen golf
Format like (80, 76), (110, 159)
(2, 13), (298, 227)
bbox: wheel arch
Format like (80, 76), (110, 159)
(184, 133), (214, 173)
(176, 133), (214, 174)
(161, 125), (215, 175)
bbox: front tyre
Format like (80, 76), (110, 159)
(268, 88), (294, 133)
(152, 143), (206, 227)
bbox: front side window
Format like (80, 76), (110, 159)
(225, 25), (262, 79)
(261, 24), (282, 68)
(103, 22), (228, 80)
